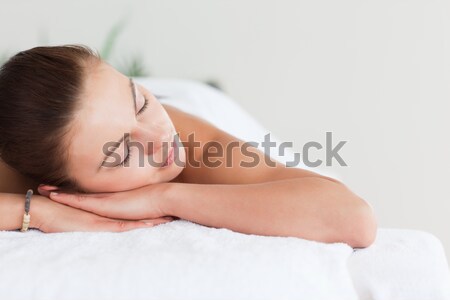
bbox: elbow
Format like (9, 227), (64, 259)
(346, 199), (378, 248)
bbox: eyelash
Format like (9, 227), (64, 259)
(136, 97), (149, 116)
(116, 97), (148, 167)
(117, 146), (132, 167)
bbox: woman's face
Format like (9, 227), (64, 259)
(65, 61), (186, 193)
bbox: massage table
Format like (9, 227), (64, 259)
(0, 78), (449, 300)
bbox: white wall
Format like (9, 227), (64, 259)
(1, 0), (449, 264)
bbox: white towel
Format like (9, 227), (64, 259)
(348, 229), (450, 300)
(0, 221), (358, 300)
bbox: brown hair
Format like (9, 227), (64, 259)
(0, 45), (100, 192)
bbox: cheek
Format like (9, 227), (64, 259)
(80, 151), (186, 193)
(89, 167), (158, 192)
(117, 165), (162, 188)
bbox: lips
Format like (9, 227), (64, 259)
(162, 134), (177, 167)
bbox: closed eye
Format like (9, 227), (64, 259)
(137, 97), (149, 116)
(117, 144), (132, 167)
(117, 97), (148, 167)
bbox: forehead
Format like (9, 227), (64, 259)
(66, 62), (132, 178)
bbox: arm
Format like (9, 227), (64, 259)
(161, 178), (376, 248)
(47, 177), (376, 248)
(0, 193), (39, 231)
(164, 107), (376, 247)
(0, 192), (171, 232)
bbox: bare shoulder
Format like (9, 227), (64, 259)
(163, 103), (219, 166)
(162, 103), (329, 185)
(163, 103), (218, 139)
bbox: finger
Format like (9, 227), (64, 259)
(95, 219), (159, 232)
(49, 192), (107, 211)
(50, 191), (113, 200)
(38, 185), (59, 197)
(139, 217), (175, 226)
(39, 184), (58, 190)
(49, 192), (149, 219)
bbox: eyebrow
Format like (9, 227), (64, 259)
(97, 78), (136, 170)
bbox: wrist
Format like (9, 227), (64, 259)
(157, 182), (180, 216)
(29, 195), (49, 230)
(0, 192), (45, 231)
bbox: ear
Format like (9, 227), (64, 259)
(37, 184), (59, 197)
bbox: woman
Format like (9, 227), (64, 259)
(0, 45), (377, 247)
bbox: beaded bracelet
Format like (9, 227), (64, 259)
(20, 189), (33, 232)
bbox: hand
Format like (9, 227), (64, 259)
(38, 183), (173, 221)
(31, 194), (173, 233)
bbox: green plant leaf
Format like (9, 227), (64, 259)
(118, 55), (149, 77)
(100, 19), (127, 61)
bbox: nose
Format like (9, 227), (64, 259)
(131, 122), (172, 158)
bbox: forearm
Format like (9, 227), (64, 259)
(0, 192), (40, 231)
(162, 177), (377, 247)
